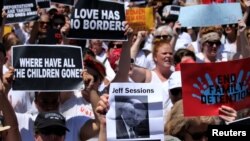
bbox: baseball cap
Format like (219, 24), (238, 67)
(0, 115), (11, 132)
(34, 112), (69, 132)
(168, 71), (182, 90)
(0, 43), (6, 56)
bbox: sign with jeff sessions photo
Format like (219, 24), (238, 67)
(106, 83), (164, 141)
(4, 0), (38, 24)
(67, 0), (126, 40)
(51, 0), (74, 6)
(12, 45), (84, 91)
(181, 58), (250, 116)
(36, 0), (50, 9)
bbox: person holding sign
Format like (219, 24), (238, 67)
(166, 100), (216, 141)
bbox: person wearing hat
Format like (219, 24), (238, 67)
(34, 112), (69, 141)
(196, 26), (225, 63)
(168, 71), (182, 105)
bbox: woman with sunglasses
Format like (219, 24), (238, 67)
(221, 23), (238, 61)
(195, 26), (227, 63)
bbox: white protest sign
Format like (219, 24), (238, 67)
(106, 83), (164, 141)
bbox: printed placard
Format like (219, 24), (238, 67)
(67, 0), (126, 40)
(3, 0), (38, 24)
(12, 45), (84, 91)
(181, 58), (250, 116)
(126, 7), (155, 33)
(106, 83), (164, 141)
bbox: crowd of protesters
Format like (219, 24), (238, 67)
(0, 0), (250, 141)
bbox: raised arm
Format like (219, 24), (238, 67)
(80, 70), (101, 140)
(112, 22), (133, 82)
(130, 31), (148, 60)
(96, 94), (109, 141)
(0, 69), (22, 141)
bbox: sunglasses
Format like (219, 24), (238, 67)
(109, 44), (122, 48)
(205, 41), (221, 47)
(39, 128), (66, 136)
(154, 35), (172, 40)
(40, 21), (50, 25)
(222, 24), (237, 28)
(186, 129), (208, 140)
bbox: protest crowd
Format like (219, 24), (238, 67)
(0, 0), (250, 141)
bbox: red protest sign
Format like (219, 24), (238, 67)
(181, 58), (250, 116)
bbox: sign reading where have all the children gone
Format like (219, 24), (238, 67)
(67, 0), (126, 40)
(3, 0), (38, 24)
(181, 58), (250, 116)
(12, 45), (84, 91)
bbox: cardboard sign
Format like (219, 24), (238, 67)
(3, 0), (38, 24)
(37, 0), (50, 8)
(12, 45), (84, 91)
(181, 58), (250, 116)
(67, 0), (126, 40)
(126, 7), (155, 33)
(178, 3), (242, 27)
(51, 0), (74, 6)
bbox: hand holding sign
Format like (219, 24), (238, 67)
(1, 67), (14, 95)
(218, 105), (237, 122)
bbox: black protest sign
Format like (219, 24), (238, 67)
(37, 0), (50, 8)
(51, 0), (74, 6)
(67, 0), (126, 40)
(3, 0), (38, 24)
(12, 45), (84, 91)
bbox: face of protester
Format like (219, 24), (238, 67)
(223, 24), (237, 35)
(90, 40), (103, 55)
(35, 92), (60, 112)
(35, 134), (65, 141)
(153, 43), (173, 68)
(57, 4), (65, 15)
(108, 41), (123, 53)
(202, 40), (221, 62)
(39, 15), (50, 34)
(35, 126), (66, 141)
(184, 123), (208, 141)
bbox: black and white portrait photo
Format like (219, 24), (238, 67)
(115, 95), (149, 139)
